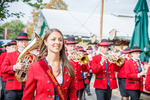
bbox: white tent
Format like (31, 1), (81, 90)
(35, 9), (150, 40)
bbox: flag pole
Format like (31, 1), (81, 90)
(100, 0), (104, 42)
(5, 27), (7, 40)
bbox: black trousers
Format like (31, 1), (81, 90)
(88, 73), (93, 83)
(118, 78), (129, 97)
(76, 89), (84, 99)
(1, 77), (6, 100)
(84, 83), (90, 94)
(95, 86), (112, 100)
(127, 90), (141, 100)
(85, 73), (93, 94)
(5, 90), (23, 100)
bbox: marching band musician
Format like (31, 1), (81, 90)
(78, 47), (90, 99)
(0, 42), (10, 100)
(66, 36), (87, 100)
(22, 29), (77, 100)
(117, 47), (130, 100)
(1, 32), (30, 100)
(91, 39), (119, 100)
(125, 46), (145, 100)
(85, 46), (93, 96)
(0, 40), (18, 100)
(145, 66), (150, 91)
(9, 40), (18, 52)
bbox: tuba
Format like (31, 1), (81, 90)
(15, 33), (42, 82)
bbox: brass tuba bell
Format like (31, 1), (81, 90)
(15, 33), (42, 82)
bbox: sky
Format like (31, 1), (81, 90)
(1, 0), (150, 25)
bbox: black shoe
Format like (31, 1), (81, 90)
(87, 92), (92, 96)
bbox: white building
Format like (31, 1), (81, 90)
(34, 9), (150, 41)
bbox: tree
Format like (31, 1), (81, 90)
(0, 0), (46, 21)
(41, 0), (67, 10)
(26, 0), (68, 38)
(2, 20), (25, 40)
(0, 26), (4, 39)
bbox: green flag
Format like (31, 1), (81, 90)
(129, 0), (149, 62)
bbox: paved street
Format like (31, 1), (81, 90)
(85, 76), (150, 100)
(0, 76), (150, 100)
(85, 88), (150, 100)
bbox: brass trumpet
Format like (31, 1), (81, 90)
(69, 51), (89, 64)
(104, 53), (124, 66)
(116, 57), (125, 66)
(80, 55), (89, 65)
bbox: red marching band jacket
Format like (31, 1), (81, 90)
(69, 60), (89, 90)
(145, 67), (150, 91)
(22, 59), (77, 100)
(66, 52), (89, 90)
(0, 52), (7, 79)
(1, 51), (21, 90)
(125, 59), (144, 91)
(117, 58), (128, 78)
(91, 54), (119, 89)
(1, 51), (35, 90)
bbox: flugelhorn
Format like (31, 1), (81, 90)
(15, 33), (42, 82)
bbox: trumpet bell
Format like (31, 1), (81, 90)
(116, 58), (125, 66)
(80, 55), (89, 65)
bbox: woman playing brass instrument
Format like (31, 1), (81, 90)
(22, 29), (77, 100)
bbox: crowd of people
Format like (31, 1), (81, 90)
(0, 28), (150, 100)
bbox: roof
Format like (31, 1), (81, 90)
(40, 9), (150, 40)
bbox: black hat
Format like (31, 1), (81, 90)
(122, 47), (130, 54)
(84, 51), (88, 55)
(9, 40), (17, 45)
(16, 32), (30, 41)
(78, 46), (84, 51)
(86, 46), (93, 50)
(97, 39), (110, 47)
(65, 36), (78, 44)
(6, 42), (11, 46)
(130, 46), (143, 53)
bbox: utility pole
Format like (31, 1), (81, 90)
(100, 0), (104, 42)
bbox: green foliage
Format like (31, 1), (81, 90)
(0, 0), (46, 21)
(2, 20), (25, 40)
(0, 26), (4, 39)
(0, 0), (24, 21)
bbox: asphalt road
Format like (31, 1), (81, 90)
(0, 76), (150, 100)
